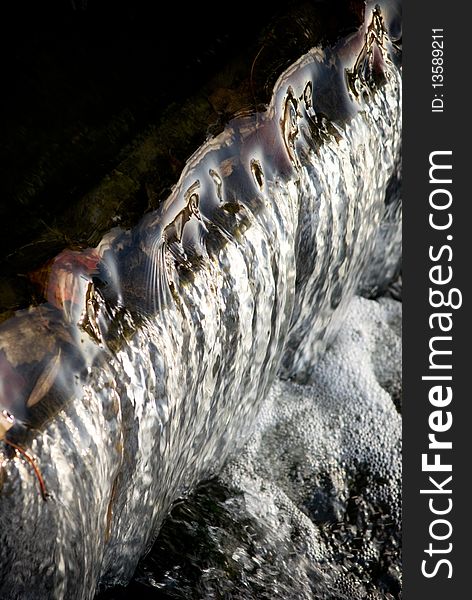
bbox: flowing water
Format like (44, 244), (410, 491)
(0, 3), (401, 598)
(100, 293), (402, 599)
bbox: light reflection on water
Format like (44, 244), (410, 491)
(0, 3), (401, 599)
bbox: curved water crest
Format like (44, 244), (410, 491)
(0, 3), (401, 598)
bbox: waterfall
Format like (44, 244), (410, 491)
(0, 3), (401, 598)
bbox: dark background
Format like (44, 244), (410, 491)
(1, 0), (282, 261)
(0, 0), (363, 314)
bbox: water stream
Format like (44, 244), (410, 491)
(0, 3), (401, 598)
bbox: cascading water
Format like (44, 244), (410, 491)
(0, 2), (401, 598)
